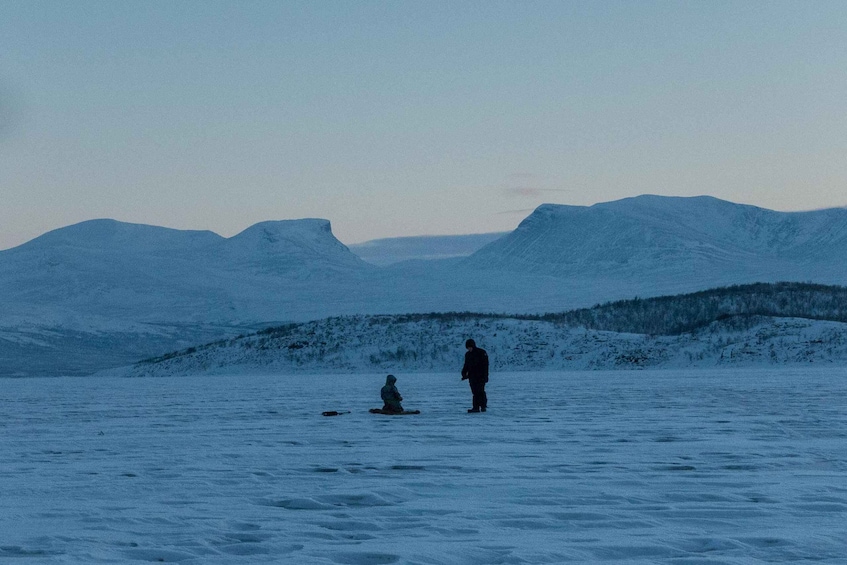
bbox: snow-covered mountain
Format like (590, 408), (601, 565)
(5, 195), (847, 376)
(466, 195), (847, 287)
(219, 219), (371, 275)
(0, 218), (373, 322)
(0, 218), (375, 375)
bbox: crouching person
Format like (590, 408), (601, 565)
(381, 374), (404, 414)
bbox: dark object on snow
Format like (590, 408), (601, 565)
(380, 374), (404, 413)
(461, 340), (489, 412)
(369, 408), (421, 415)
(322, 411), (350, 417)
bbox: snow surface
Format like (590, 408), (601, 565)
(2, 368), (845, 563)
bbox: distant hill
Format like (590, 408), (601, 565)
(119, 282), (847, 377)
(349, 232), (507, 265)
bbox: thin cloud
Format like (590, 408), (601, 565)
(496, 173), (575, 198)
(496, 208), (537, 216)
(503, 187), (574, 198)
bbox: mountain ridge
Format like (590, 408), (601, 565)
(5, 195), (847, 376)
(465, 195), (847, 281)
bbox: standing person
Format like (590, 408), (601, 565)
(461, 339), (489, 413)
(380, 374), (404, 414)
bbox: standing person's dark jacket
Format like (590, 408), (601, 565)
(462, 341), (489, 412)
(462, 347), (489, 383)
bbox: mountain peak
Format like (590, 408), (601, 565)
(230, 218), (333, 243)
(15, 219), (222, 254)
(222, 218), (368, 273)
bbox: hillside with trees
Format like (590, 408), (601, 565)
(539, 282), (847, 335)
(122, 283), (847, 377)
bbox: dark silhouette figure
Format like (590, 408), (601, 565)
(461, 339), (489, 412)
(380, 374), (404, 414)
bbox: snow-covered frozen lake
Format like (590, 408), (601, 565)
(2, 368), (845, 564)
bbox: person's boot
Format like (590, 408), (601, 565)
(468, 408), (480, 413)
(481, 407), (486, 412)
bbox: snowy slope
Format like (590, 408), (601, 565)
(113, 313), (847, 378)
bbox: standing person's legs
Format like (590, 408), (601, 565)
(470, 379), (485, 411)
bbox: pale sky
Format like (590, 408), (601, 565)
(1, 1), (846, 250)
